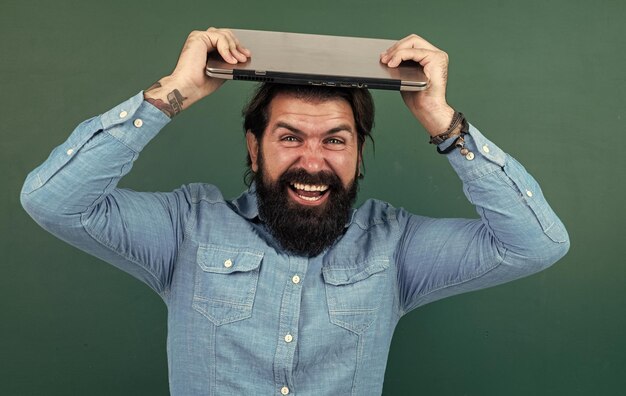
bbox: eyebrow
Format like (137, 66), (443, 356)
(273, 121), (354, 136)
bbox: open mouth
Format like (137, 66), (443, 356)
(289, 182), (330, 202)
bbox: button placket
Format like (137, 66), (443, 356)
(272, 257), (306, 396)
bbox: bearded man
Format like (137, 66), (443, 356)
(21, 28), (569, 395)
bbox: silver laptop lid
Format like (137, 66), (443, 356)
(205, 29), (429, 91)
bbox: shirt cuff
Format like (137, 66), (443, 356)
(439, 123), (507, 182)
(102, 91), (171, 153)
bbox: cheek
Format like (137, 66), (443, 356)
(332, 155), (360, 184)
(261, 148), (293, 180)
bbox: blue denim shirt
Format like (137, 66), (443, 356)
(21, 92), (569, 395)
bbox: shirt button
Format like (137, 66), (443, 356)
(119, 110), (128, 118)
(133, 119), (143, 128)
(465, 152), (475, 161)
(66, 148), (74, 156)
(526, 190), (533, 197)
(482, 144), (490, 153)
(224, 259), (233, 268)
(281, 386), (290, 395)
(292, 275), (300, 284)
(284, 334), (293, 343)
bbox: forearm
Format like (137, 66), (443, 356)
(409, 102), (457, 138)
(141, 28), (249, 117)
(143, 75), (204, 118)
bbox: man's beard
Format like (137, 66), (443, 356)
(254, 158), (358, 257)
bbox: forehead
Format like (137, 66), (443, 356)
(267, 93), (355, 128)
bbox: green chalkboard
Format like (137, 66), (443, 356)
(2, 0), (625, 395)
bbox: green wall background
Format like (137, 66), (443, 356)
(2, 0), (625, 394)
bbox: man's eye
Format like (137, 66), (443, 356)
(326, 138), (344, 145)
(281, 136), (299, 142)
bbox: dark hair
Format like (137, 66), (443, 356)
(242, 83), (375, 185)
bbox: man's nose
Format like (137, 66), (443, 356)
(298, 144), (326, 173)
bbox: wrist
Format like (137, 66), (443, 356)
(414, 104), (456, 137)
(143, 75), (199, 117)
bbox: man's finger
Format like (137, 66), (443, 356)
(381, 34), (440, 60)
(205, 30), (240, 64)
(238, 45), (252, 57)
(209, 28), (250, 63)
(383, 47), (441, 68)
(214, 36), (238, 63)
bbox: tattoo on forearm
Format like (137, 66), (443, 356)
(144, 82), (188, 118)
(167, 89), (187, 115)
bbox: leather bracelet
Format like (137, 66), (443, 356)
(436, 115), (469, 155)
(429, 111), (464, 145)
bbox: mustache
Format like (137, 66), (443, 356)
(278, 168), (342, 189)
(255, 164), (358, 257)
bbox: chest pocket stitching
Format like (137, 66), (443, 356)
(322, 258), (389, 285)
(193, 244), (263, 326)
(322, 258), (390, 334)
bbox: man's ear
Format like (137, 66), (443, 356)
(246, 130), (259, 173)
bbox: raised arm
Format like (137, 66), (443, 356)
(20, 28), (249, 296)
(382, 35), (570, 313)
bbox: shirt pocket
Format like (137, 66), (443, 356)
(192, 244), (264, 326)
(322, 258), (390, 334)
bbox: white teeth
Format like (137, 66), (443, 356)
(292, 183), (329, 192)
(297, 194), (323, 201)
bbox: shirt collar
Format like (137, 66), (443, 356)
(230, 183), (260, 221)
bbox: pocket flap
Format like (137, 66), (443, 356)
(197, 244), (263, 274)
(322, 258), (389, 286)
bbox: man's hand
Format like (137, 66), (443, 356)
(144, 27), (250, 117)
(380, 34), (456, 137)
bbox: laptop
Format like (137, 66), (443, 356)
(205, 29), (429, 91)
